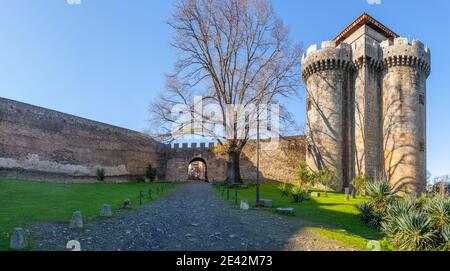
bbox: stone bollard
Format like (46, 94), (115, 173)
(240, 200), (249, 210)
(100, 204), (112, 217)
(344, 187), (350, 201)
(69, 211), (83, 229)
(10, 228), (28, 250)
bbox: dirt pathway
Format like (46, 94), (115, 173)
(29, 183), (351, 251)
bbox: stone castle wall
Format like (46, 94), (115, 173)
(165, 136), (306, 184)
(0, 98), (167, 183)
(0, 97), (306, 184)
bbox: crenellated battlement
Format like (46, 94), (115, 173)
(304, 14), (430, 193)
(301, 41), (353, 81)
(381, 37), (431, 77)
(170, 142), (216, 151)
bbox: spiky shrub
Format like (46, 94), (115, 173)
(278, 183), (291, 198)
(365, 181), (395, 213)
(96, 168), (105, 182)
(290, 185), (307, 203)
(423, 194), (450, 230)
(352, 175), (370, 195)
(390, 212), (437, 251)
(439, 227), (450, 251)
(357, 202), (372, 224)
(381, 197), (421, 242)
(380, 193), (450, 251)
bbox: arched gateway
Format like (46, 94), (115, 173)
(187, 157), (208, 182)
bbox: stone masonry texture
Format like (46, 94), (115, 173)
(0, 97), (305, 184)
(0, 97), (167, 183)
(302, 14), (430, 193)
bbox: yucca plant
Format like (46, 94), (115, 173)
(381, 198), (418, 240)
(439, 226), (450, 251)
(423, 194), (450, 230)
(366, 181), (395, 212)
(357, 202), (373, 224)
(392, 212), (438, 251)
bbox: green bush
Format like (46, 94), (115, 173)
(372, 191), (450, 251)
(365, 180), (395, 213)
(96, 168), (105, 182)
(393, 212), (437, 251)
(136, 176), (146, 183)
(440, 226), (450, 251)
(290, 185), (308, 203)
(423, 194), (450, 230)
(146, 164), (156, 182)
(316, 168), (338, 197)
(278, 183), (291, 198)
(296, 161), (315, 188)
(352, 175), (370, 195)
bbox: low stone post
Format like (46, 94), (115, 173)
(240, 200), (249, 210)
(69, 211), (83, 229)
(10, 228), (28, 250)
(100, 204), (112, 217)
(344, 187), (350, 201)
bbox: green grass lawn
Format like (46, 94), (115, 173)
(215, 182), (392, 251)
(0, 179), (177, 251)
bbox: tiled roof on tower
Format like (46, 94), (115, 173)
(334, 13), (399, 45)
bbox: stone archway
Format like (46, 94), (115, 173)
(187, 157), (208, 182)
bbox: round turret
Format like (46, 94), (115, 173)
(381, 37), (431, 193)
(302, 41), (353, 190)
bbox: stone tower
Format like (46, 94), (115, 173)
(302, 13), (431, 193)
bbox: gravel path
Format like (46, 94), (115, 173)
(29, 183), (352, 251)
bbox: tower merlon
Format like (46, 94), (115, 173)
(381, 37), (431, 77)
(302, 41), (353, 81)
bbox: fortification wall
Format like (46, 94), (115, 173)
(0, 98), (166, 183)
(241, 136), (306, 184)
(166, 136), (306, 184)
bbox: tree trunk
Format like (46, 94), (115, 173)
(226, 150), (242, 185)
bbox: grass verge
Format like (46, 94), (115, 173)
(0, 179), (177, 251)
(214, 182), (392, 251)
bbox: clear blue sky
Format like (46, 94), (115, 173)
(0, 0), (449, 177)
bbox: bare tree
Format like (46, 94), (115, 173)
(150, 0), (302, 184)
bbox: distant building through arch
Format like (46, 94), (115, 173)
(187, 157), (208, 182)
